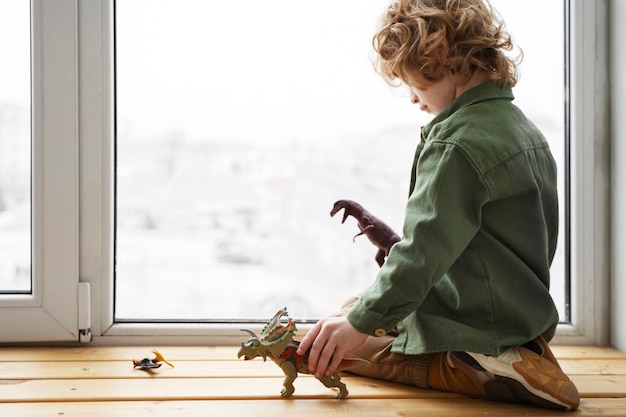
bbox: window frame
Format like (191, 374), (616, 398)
(0, 0), (81, 343)
(550, 0), (610, 345)
(2, 0), (608, 345)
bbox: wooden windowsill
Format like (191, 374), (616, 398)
(0, 345), (624, 416)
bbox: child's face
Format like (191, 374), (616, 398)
(408, 75), (457, 115)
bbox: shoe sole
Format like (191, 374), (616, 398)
(467, 346), (580, 411)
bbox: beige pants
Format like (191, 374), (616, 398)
(330, 295), (433, 389)
(330, 296), (579, 409)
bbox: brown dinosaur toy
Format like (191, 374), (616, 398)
(330, 199), (401, 267)
(237, 308), (369, 399)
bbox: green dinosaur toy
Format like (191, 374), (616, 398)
(237, 308), (369, 399)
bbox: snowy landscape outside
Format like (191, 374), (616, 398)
(0, 1), (30, 293)
(1, 0), (566, 322)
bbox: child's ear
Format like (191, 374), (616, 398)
(437, 38), (450, 63)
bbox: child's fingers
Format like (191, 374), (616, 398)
(313, 339), (336, 379)
(296, 322), (319, 356)
(325, 349), (346, 376)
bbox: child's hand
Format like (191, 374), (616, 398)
(297, 316), (368, 379)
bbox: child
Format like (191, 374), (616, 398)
(297, 0), (580, 411)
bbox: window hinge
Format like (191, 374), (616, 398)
(78, 282), (92, 343)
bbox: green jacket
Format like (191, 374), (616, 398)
(347, 81), (560, 356)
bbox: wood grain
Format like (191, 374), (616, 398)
(1, 345), (625, 416)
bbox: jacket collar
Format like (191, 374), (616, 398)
(421, 81), (514, 140)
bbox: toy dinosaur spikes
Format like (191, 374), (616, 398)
(330, 199), (401, 267)
(260, 307), (288, 337)
(237, 308), (369, 399)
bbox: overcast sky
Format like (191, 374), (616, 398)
(114, 0), (563, 146)
(1, 0), (563, 145)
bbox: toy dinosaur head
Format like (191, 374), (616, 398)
(237, 308), (297, 362)
(237, 329), (268, 361)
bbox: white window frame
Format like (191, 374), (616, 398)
(1, 0), (610, 345)
(0, 0), (82, 343)
(551, 0), (610, 345)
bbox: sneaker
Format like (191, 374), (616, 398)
(449, 338), (580, 411)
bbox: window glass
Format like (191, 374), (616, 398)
(0, 1), (31, 293)
(115, 0), (567, 321)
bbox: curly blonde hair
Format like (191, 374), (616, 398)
(373, 0), (520, 88)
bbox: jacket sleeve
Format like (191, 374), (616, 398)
(347, 141), (491, 335)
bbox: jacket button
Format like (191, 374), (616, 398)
(374, 328), (387, 337)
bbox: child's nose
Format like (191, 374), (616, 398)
(410, 93), (420, 104)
